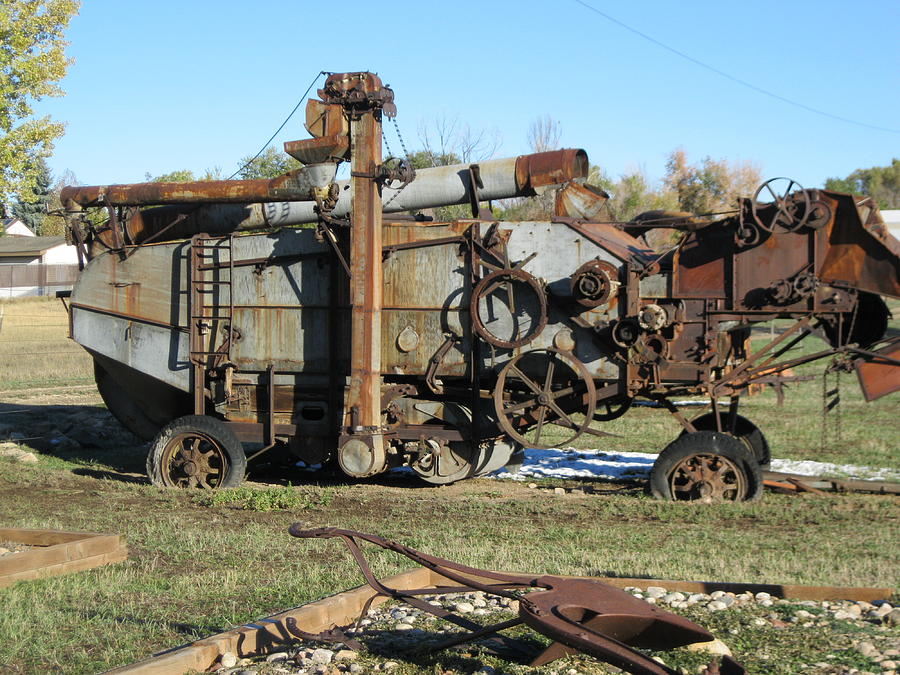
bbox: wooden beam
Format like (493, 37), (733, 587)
(0, 529), (127, 589)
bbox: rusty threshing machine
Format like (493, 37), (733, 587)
(59, 72), (900, 500)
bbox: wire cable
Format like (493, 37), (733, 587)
(227, 71), (327, 180)
(571, 0), (900, 134)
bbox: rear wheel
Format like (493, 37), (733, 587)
(147, 415), (246, 489)
(650, 431), (763, 502)
(682, 413), (770, 468)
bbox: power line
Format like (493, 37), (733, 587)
(226, 71), (327, 180)
(571, 0), (900, 135)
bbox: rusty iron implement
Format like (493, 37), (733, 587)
(287, 525), (746, 675)
(60, 70), (900, 501)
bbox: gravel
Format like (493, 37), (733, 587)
(211, 586), (900, 675)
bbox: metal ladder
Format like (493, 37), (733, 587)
(189, 233), (234, 414)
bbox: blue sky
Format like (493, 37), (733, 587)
(38, 0), (899, 193)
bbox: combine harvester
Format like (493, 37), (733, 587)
(60, 72), (899, 500)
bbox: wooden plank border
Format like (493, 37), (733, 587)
(0, 528), (128, 588)
(104, 566), (893, 675)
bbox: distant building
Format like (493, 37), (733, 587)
(0, 235), (79, 298)
(1, 217), (36, 237)
(882, 209), (900, 242)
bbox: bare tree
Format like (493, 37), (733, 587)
(415, 114), (501, 167)
(527, 115), (561, 153)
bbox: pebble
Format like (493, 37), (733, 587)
(685, 638), (732, 657)
(310, 649), (334, 665)
(858, 642), (879, 658)
(220, 652), (238, 668)
(553, 487), (566, 496)
(225, 584), (900, 674)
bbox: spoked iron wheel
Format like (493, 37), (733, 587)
(650, 431), (762, 502)
(751, 177), (810, 233)
(494, 348), (596, 448)
(146, 415), (246, 489)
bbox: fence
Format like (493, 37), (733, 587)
(0, 263), (80, 298)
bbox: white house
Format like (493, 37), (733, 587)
(882, 210), (900, 242)
(0, 232), (80, 298)
(1, 217), (36, 237)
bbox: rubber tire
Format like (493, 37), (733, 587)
(650, 431), (763, 502)
(146, 415), (246, 489)
(682, 413), (771, 468)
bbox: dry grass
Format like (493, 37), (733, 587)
(0, 296), (93, 389)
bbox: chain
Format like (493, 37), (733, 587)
(821, 362), (844, 451)
(382, 116), (414, 209)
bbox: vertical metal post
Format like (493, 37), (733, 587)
(345, 102), (384, 456)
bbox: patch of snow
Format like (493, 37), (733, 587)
(493, 447), (899, 483)
(769, 458), (900, 482)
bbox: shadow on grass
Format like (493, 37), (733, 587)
(0, 401), (147, 475)
(81, 610), (227, 641)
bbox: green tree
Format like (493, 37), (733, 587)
(825, 159), (900, 208)
(664, 149), (760, 215)
(237, 146), (300, 180)
(146, 169), (197, 183)
(11, 157), (52, 233)
(144, 166), (224, 183)
(0, 0), (80, 205)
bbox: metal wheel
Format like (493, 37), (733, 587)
(494, 348), (596, 449)
(412, 440), (493, 485)
(471, 268), (548, 349)
(146, 415), (246, 489)
(650, 431), (762, 502)
(682, 412), (771, 467)
(751, 177), (810, 233)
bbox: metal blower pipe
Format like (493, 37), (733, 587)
(64, 149), (588, 245)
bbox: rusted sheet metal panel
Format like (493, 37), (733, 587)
(734, 230), (810, 310)
(554, 182), (610, 220)
(819, 193), (900, 299)
(382, 309), (470, 376)
(672, 227), (730, 299)
(70, 242), (190, 327)
(561, 221), (656, 264)
(382, 226), (467, 310)
(230, 307), (332, 373)
(71, 308), (190, 392)
(856, 341), (900, 402)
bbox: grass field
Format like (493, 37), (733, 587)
(0, 296), (93, 390)
(0, 296), (896, 674)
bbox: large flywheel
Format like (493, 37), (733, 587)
(493, 348), (596, 449)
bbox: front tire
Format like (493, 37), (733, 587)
(650, 431), (763, 502)
(147, 415), (246, 489)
